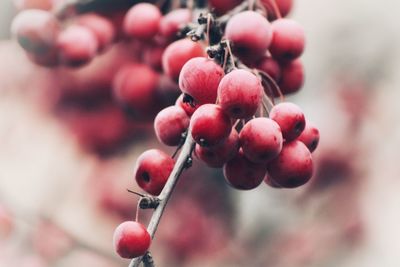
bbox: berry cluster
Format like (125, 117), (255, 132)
(10, 0), (320, 265)
(114, 0), (320, 264)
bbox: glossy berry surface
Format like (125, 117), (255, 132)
(225, 11), (273, 61)
(57, 25), (99, 67)
(123, 3), (161, 40)
(154, 106), (190, 146)
(134, 149), (175, 195)
(162, 39), (205, 80)
(113, 221), (151, 259)
(218, 69), (263, 119)
(267, 141), (313, 188)
(190, 104), (232, 147)
(195, 129), (239, 168)
(270, 102), (305, 141)
(223, 150), (268, 190)
(270, 19), (305, 61)
(240, 118), (283, 163)
(179, 57), (224, 104)
(298, 122), (320, 152)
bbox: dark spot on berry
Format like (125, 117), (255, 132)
(199, 138), (209, 147)
(310, 139), (318, 151)
(230, 106), (242, 116)
(294, 121), (304, 134)
(141, 172), (151, 183)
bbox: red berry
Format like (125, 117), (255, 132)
(112, 63), (159, 115)
(159, 8), (192, 39)
(223, 150), (267, 190)
(134, 149), (175, 195)
(270, 19), (305, 61)
(190, 104), (232, 147)
(279, 59), (304, 94)
(298, 122), (320, 152)
(270, 102), (305, 141)
(57, 25), (99, 67)
(217, 69), (263, 119)
(175, 94), (199, 116)
(179, 57), (224, 105)
(113, 221), (151, 259)
(195, 129), (239, 168)
(208, 0), (243, 14)
(256, 56), (281, 82)
(276, 0), (293, 17)
(162, 39), (205, 81)
(261, 0), (293, 18)
(77, 13), (115, 51)
(240, 118), (283, 163)
(124, 3), (161, 40)
(154, 106), (190, 146)
(225, 11), (273, 61)
(267, 141), (313, 188)
(11, 9), (59, 54)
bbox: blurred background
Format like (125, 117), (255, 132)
(1, 0), (400, 266)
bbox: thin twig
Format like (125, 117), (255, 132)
(129, 133), (196, 267)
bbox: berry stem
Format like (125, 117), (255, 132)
(129, 133), (196, 267)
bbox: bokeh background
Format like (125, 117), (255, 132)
(1, 0), (400, 266)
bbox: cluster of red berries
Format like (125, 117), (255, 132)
(11, 0), (320, 263)
(111, 0), (320, 262)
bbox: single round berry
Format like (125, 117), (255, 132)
(112, 63), (159, 115)
(179, 57), (224, 105)
(190, 104), (232, 147)
(256, 56), (281, 82)
(175, 94), (199, 116)
(134, 149), (175, 195)
(217, 69), (263, 119)
(11, 9), (59, 54)
(57, 25), (99, 67)
(270, 19), (305, 61)
(113, 221), (151, 259)
(240, 118), (283, 163)
(159, 8), (192, 39)
(279, 59), (304, 95)
(298, 122), (320, 153)
(225, 11), (273, 61)
(195, 129), (239, 168)
(270, 102), (305, 141)
(162, 39), (205, 80)
(154, 106), (190, 146)
(223, 150), (267, 190)
(267, 141), (313, 188)
(124, 3), (161, 40)
(77, 13), (115, 51)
